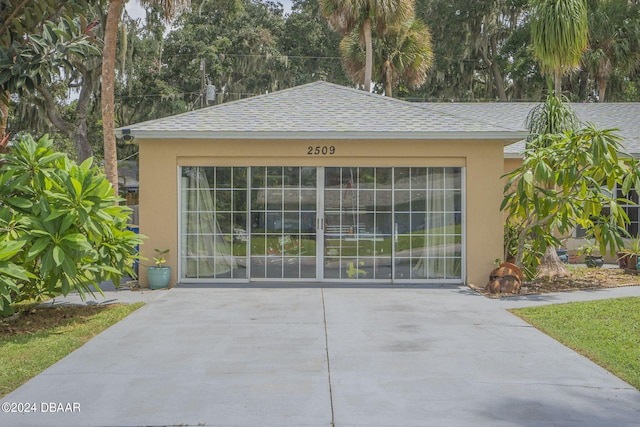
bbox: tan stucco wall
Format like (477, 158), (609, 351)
(503, 157), (522, 175)
(138, 138), (510, 287)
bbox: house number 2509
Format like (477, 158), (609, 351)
(307, 145), (336, 155)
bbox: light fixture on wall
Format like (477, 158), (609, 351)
(121, 129), (135, 143)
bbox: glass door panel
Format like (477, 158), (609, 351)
(394, 167), (462, 280)
(250, 166), (317, 279)
(324, 167), (393, 280)
(180, 166), (247, 279)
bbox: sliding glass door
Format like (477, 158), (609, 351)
(249, 167), (317, 279)
(179, 166), (463, 282)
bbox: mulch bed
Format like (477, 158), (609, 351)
(472, 267), (640, 298)
(0, 305), (111, 338)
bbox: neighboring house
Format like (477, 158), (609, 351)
(424, 101), (640, 169)
(118, 160), (139, 224)
(429, 102), (640, 252)
(116, 81), (527, 287)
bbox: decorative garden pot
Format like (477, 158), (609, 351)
(616, 254), (638, 270)
(147, 266), (171, 289)
(555, 249), (569, 264)
(585, 255), (604, 268)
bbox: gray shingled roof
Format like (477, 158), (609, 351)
(117, 81), (640, 155)
(424, 103), (640, 157)
(116, 81), (527, 141)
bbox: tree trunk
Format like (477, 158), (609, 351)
(383, 61), (393, 97)
(363, 17), (373, 93)
(487, 34), (507, 101)
(597, 76), (607, 102)
(490, 61), (507, 101)
(577, 69), (589, 101)
(554, 70), (562, 96)
(0, 92), (9, 137)
(101, 0), (123, 196)
(74, 122), (92, 162)
(384, 79), (392, 98)
(536, 246), (571, 280)
(39, 84), (93, 162)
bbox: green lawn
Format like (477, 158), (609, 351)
(0, 303), (143, 398)
(511, 297), (640, 390)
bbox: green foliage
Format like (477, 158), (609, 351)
(0, 0), (94, 45)
(583, 0), (640, 102)
(153, 249), (170, 267)
(525, 93), (580, 137)
(576, 239), (599, 256)
(502, 122), (640, 272)
(282, 0), (348, 86)
(0, 302), (144, 398)
(340, 17), (434, 97)
(162, 0), (288, 103)
(530, 0), (589, 76)
(511, 297), (640, 390)
(0, 134), (144, 316)
(0, 17), (101, 98)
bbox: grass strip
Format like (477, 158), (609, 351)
(510, 297), (640, 390)
(0, 303), (144, 398)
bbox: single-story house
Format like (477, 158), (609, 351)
(117, 81), (529, 287)
(116, 81), (639, 286)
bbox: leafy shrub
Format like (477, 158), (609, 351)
(0, 134), (143, 316)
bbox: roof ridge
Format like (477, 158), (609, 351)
(115, 81), (531, 139)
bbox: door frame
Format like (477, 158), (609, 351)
(177, 165), (466, 284)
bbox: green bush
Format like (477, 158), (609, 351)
(0, 134), (143, 316)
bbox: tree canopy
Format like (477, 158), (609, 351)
(530, 0), (589, 95)
(3, 0), (640, 166)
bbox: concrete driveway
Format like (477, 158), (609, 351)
(2, 285), (639, 427)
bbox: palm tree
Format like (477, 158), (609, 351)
(341, 18), (434, 97)
(102, 0), (189, 194)
(583, 0), (640, 102)
(525, 94), (579, 140)
(530, 0), (588, 96)
(320, 0), (414, 92)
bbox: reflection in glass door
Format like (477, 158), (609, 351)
(393, 167), (462, 280)
(250, 167), (317, 279)
(324, 167), (393, 279)
(180, 167), (248, 279)
(322, 166), (462, 281)
(180, 166), (463, 282)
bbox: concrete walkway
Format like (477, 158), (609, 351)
(2, 285), (639, 427)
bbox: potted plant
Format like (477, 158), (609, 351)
(617, 237), (640, 270)
(568, 251), (580, 264)
(555, 248), (569, 263)
(147, 249), (171, 289)
(578, 241), (604, 268)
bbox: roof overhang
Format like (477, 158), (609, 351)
(114, 129), (530, 142)
(504, 152), (524, 158)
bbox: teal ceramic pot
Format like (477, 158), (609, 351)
(147, 266), (171, 289)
